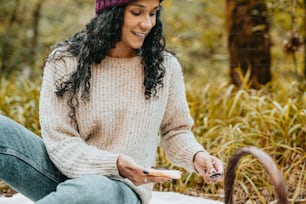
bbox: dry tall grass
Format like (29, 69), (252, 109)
(156, 78), (306, 203)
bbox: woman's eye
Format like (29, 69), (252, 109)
(149, 12), (157, 17)
(131, 11), (141, 16)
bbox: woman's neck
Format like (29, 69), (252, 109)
(107, 47), (138, 58)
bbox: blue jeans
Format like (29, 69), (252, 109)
(0, 115), (141, 204)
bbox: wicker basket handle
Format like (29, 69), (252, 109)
(224, 146), (289, 204)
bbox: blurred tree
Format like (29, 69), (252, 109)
(0, 0), (93, 78)
(226, 0), (272, 89)
(0, 0), (304, 82)
(0, 0), (44, 77)
(29, 0), (44, 67)
(161, 0), (227, 79)
(283, 0), (303, 80)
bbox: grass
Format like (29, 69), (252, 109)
(0, 77), (41, 136)
(155, 64), (306, 203)
(0, 63), (305, 203)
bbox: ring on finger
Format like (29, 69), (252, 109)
(144, 176), (148, 183)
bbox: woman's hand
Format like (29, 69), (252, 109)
(193, 151), (224, 183)
(117, 155), (171, 186)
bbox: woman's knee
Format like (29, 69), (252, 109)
(0, 115), (22, 140)
(0, 114), (16, 126)
(0, 115), (11, 135)
(0, 114), (40, 148)
(0, 115), (16, 151)
(65, 175), (119, 201)
(57, 175), (137, 204)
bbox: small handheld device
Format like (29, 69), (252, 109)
(143, 168), (182, 179)
(209, 172), (223, 178)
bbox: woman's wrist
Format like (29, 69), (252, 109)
(193, 150), (210, 173)
(193, 150), (209, 162)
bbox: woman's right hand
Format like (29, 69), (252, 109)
(117, 155), (171, 186)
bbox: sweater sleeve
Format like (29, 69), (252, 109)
(39, 56), (121, 178)
(159, 55), (206, 172)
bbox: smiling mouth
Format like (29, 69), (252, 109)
(132, 31), (148, 39)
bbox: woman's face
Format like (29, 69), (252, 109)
(109, 0), (160, 58)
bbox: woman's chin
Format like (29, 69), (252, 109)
(131, 44), (143, 50)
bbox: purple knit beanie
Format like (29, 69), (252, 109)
(95, 0), (163, 14)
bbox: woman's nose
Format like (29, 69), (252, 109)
(140, 16), (153, 30)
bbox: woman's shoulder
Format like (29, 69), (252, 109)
(46, 45), (75, 63)
(43, 46), (78, 80)
(162, 51), (183, 74)
(45, 46), (77, 71)
(163, 50), (178, 62)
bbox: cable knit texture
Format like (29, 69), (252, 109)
(39, 51), (205, 204)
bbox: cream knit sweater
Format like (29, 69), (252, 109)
(39, 51), (205, 204)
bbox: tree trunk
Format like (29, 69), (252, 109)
(29, 0), (44, 67)
(226, 0), (272, 89)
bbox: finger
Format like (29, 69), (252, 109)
(212, 157), (224, 174)
(205, 158), (217, 175)
(205, 172), (223, 183)
(203, 174), (214, 183)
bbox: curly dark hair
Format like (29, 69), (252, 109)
(47, 4), (166, 125)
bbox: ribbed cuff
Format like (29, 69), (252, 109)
(192, 150), (210, 173)
(99, 153), (122, 177)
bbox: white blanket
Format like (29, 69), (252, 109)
(0, 192), (223, 204)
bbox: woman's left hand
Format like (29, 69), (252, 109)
(117, 155), (172, 186)
(193, 151), (224, 183)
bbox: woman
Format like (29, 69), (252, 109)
(0, 0), (223, 203)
